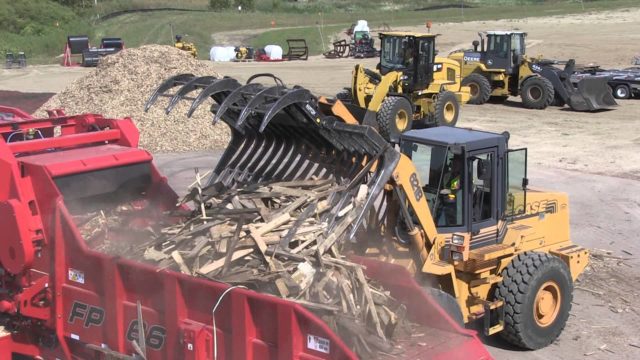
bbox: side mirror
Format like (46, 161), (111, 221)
(472, 40), (479, 52)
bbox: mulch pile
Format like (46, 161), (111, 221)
(36, 45), (230, 152)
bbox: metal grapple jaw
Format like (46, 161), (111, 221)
(145, 73), (400, 240)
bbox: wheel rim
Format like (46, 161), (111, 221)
(443, 101), (456, 124)
(528, 85), (543, 101)
(469, 83), (479, 98)
(616, 87), (628, 98)
(395, 109), (409, 132)
(534, 281), (561, 327)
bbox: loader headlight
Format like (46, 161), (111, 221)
(451, 234), (465, 246)
(451, 251), (464, 262)
(400, 75), (409, 81)
(433, 63), (443, 72)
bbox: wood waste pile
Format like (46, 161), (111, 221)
(36, 45), (230, 152)
(76, 173), (416, 357)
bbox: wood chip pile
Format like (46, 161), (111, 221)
(76, 175), (413, 357)
(35, 45), (230, 152)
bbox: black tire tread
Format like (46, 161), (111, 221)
(521, 76), (554, 109)
(377, 96), (413, 141)
(463, 73), (492, 105)
(434, 91), (459, 127)
(495, 252), (573, 349)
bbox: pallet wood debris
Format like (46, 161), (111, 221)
(75, 175), (408, 358)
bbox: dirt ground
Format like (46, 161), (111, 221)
(1, 7), (639, 360)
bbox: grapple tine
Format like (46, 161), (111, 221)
(246, 73), (286, 87)
(144, 73), (195, 112)
(213, 83), (263, 126)
(165, 76), (217, 115)
(187, 77), (242, 118)
(150, 73), (402, 246)
(237, 85), (284, 127)
(260, 88), (314, 132)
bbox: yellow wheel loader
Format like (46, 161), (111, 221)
(448, 31), (616, 111)
(339, 32), (470, 142)
(174, 34), (198, 58)
(147, 72), (588, 350)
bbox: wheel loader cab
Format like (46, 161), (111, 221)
(481, 31), (526, 74)
(379, 33), (435, 92)
(400, 127), (527, 238)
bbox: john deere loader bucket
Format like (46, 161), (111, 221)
(539, 59), (617, 111)
(145, 73), (399, 239)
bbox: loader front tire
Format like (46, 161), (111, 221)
(377, 96), (413, 141)
(495, 252), (573, 350)
(435, 91), (459, 127)
(521, 76), (554, 109)
(462, 73), (492, 105)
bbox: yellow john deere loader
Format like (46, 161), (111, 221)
(146, 72), (588, 350)
(174, 34), (198, 58)
(338, 32), (470, 142)
(448, 31), (616, 111)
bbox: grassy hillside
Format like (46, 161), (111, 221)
(0, 0), (91, 64)
(1, 0), (638, 64)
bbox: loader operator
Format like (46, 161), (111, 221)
(438, 155), (463, 226)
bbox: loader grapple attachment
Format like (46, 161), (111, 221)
(146, 73), (401, 238)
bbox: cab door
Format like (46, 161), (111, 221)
(467, 149), (499, 249)
(413, 37), (435, 90)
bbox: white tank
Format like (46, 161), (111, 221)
(264, 45), (283, 60)
(354, 20), (369, 33)
(209, 46), (236, 62)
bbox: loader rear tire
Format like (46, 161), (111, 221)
(462, 73), (492, 105)
(435, 91), (459, 127)
(377, 96), (413, 141)
(494, 252), (572, 350)
(521, 76), (554, 109)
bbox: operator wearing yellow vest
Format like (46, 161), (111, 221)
(438, 155), (463, 226)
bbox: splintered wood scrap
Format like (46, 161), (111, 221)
(142, 175), (411, 357)
(221, 217), (244, 276)
(171, 251), (191, 275)
(317, 211), (357, 255)
(355, 267), (386, 340)
(197, 248), (254, 275)
(270, 178), (334, 189)
(248, 215), (291, 297)
(250, 213), (292, 237)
